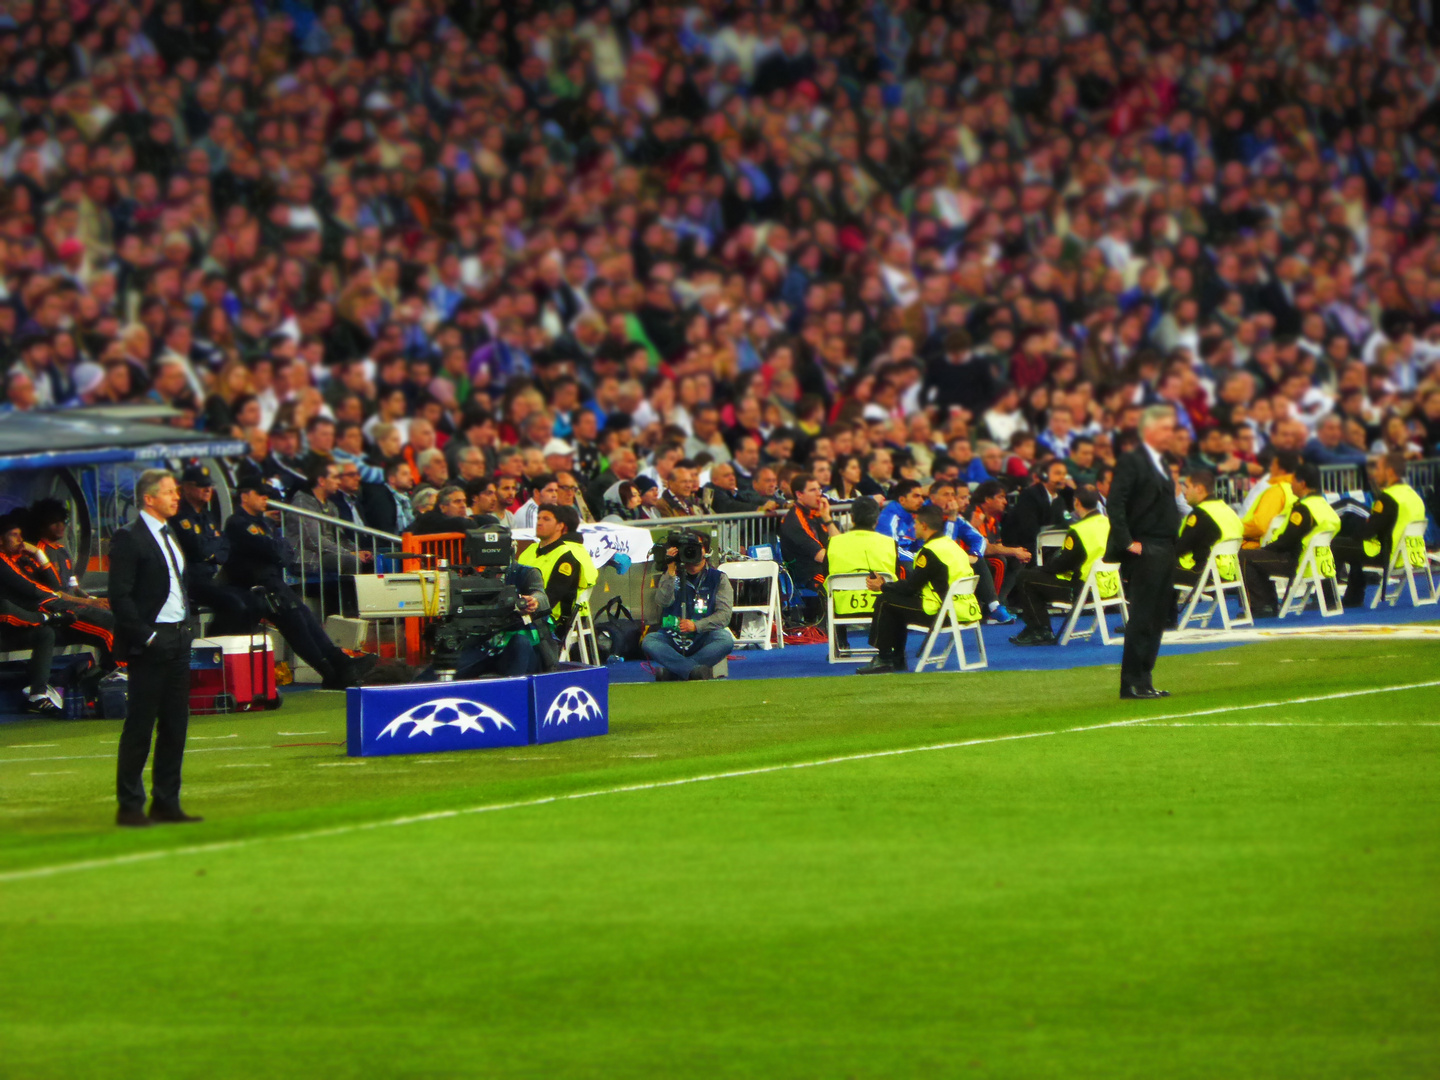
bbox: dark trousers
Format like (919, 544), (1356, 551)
(1331, 537), (1383, 607)
(116, 623), (193, 812)
(1014, 568), (1074, 632)
(265, 585), (348, 678)
(993, 555), (1022, 604)
(436, 634), (542, 680)
(46, 597), (116, 668)
(868, 592), (929, 661)
(0, 599), (55, 695)
(1239, 549), (1297, 612)
(190, 574), (255, 636)
(1119, 539), (1174, 691)
(973, 553), (999, 609)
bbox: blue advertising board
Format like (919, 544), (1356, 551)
(530, 665), (610, 744)
(346, 678), (532, 757)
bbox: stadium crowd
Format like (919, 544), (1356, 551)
(3, 0), (1440, 684)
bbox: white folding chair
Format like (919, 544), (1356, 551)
(1175, 538), (1253, 631)
(1034, 527), (1067, 567)
(1058, 559), (1129, 645)
(1368, 520), (1438, 609)
(906, 575), (988, 672)
(1276, 529), (1341, 618)
(719, 560), (784, 650)
(561, 586), (599, 665)
(824, 572), (894, 663)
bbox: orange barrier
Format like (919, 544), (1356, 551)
(400, 532), (469, 665)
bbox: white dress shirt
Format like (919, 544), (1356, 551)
(142, 510), (188, 624)
(1143, 443), (1190, 514)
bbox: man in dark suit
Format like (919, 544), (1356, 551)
(1106, 406), (1183, 699)
(109, 469), (201, 827)
(1001, 459), (1073, 557)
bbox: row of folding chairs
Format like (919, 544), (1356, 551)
(1174, 522), (1437, 631)
(565, 523), (1439, 668)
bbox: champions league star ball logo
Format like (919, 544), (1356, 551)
(543, 686), (604, 727)
(378, 697), (516, 738)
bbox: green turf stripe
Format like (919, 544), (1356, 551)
(4, 678), (1436, 887)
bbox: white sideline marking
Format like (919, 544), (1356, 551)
(1149, 721), (1440, 727)
(1, 680), (1437, 885)
(9, 743), (58, 749)
(0, 745), (270, 766)
(190, 734), (238, 741)
(277, 731), (327, 736)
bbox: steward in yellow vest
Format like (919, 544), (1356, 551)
(1332, 452), (1430, 608)
(1175, 469), (1244, 586)
(825, 494), (899, 620)
(1010, 487), (1108, 645)
(518, 503), (597, 639)
(1239, 464), (1340, 616)
(856, 504), (974, 674)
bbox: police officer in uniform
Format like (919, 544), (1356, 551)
(1239, 463), (1341, 617)
(518, 503), (596, 645)
(1009, 487), (1108, 646)
(171, 465), (253, 634)
(1174, 469), (1245, 590)
(1332, 452), (1429, 608)
(857, 504), (978, 674)
(223, 478), (374, 688)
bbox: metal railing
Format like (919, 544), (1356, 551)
(1215, 460), (1439, 509)
(269, 500), (404, 664)
(617, 504), (858, 562)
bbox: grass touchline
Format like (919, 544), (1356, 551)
(2, 678), (1436, 887)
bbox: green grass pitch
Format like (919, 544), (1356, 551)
(2, 638), (1438, 1078)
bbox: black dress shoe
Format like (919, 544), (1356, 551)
(148, 806), (204, 824)
(116, 808), (152, 828)
(856, 658), (900, 675)
(1120, 686), (1171, 700)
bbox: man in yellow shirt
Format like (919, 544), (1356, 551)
(1241, 451), (1300, 548)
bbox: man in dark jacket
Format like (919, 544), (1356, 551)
(1106, 406), (1184, 698)
(361, 459), (417, 535)
(1002, 460), (1073, 557)
(779, 475), (838, 589)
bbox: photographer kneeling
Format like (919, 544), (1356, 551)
(641, 532), (734, 681)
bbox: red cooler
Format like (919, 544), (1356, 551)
(190, 634), (280, 713)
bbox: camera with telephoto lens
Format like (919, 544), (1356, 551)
(650, 528), (706, 568)
(431, 525), (524, 679)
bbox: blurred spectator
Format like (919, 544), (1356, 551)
(0, 0), (1434, 550)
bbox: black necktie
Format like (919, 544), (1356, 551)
(160, 524), (188, 619)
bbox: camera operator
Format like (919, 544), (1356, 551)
(641, 532), (734, 681)
(425, 570), (554, 680)
(223, 479), (375, 689)
(518, 503), (596, 643)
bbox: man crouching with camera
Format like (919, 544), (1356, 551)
(641, 530), (734, 681)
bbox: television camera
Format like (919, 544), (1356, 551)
(353, 525), (533, 680)
(649, 528), (708, 568)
